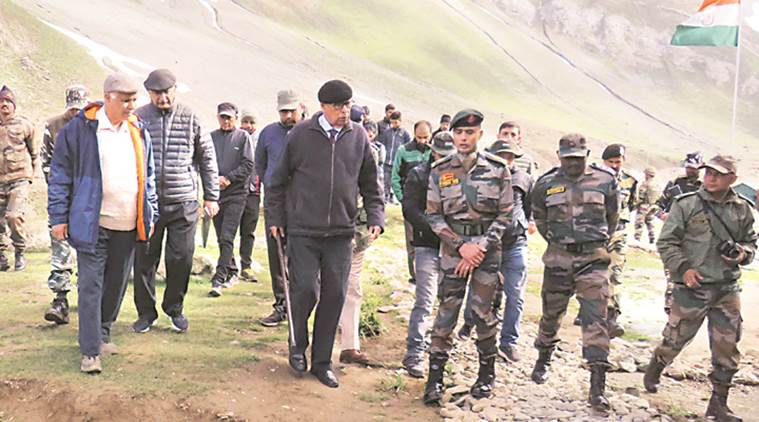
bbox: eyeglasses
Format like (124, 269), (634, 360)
(329, 100), (353, 111)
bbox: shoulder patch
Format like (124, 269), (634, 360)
(673, 191), (698, 202)
(439, 172), (460, 188)
(737, 193), (756, 208)
(535, 166), (559, 183)
(481, 151), (507, 167)
(590, 163), (615, 177)
(431, 154), (454, 168)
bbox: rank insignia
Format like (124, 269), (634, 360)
(440, 172), (460, 188)
(546, 185), (565, 195)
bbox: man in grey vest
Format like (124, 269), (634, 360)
(132, 69), (219, 333)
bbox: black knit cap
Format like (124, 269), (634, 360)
(602, 143), (626, 160)
(317, 79), (352, 104)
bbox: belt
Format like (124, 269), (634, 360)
(450, 222), (490, 236)
(553, 240), (607, 253)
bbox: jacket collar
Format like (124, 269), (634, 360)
(698, 186), (739, 204)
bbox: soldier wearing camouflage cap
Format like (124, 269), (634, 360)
(0, 85), (36, 273)
(634, 167), (661, 244)
(645, 155), (755, 422)
(530, 133), (619, 414)
(423, 109), (514, 405)
(41, 84), (91, 324)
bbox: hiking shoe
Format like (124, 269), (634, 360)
(222, 273), (239, 288)
(259, 310), (286, 327)
(240, 268), (258, 282)
(170, 314), (189, 333)
(132, 315), (157, 333)
(403, 356), (425, 379)
(0, 253), (9, 271)
(81, 355), (102, 374)
(44, 296), (70, 325)
(209, 284), (223, 297)
(499, 344), (521, 362)
(100, 342), (119, 355)
(457, 324), (472, 341)
(14, 252), (25, 271)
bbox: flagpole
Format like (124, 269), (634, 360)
(731, 1), (745, 142)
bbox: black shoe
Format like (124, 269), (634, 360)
(170, 314), (189, 333)
(588, 365), (610, 414)
(208, 278), (223, 297)
(457, 324), (472, 341)
(470, 354), (496, 399)
(44, 296), (69, 325)
(643, 356), (665, 393)
(259, 310), (287, 327)
(423, 353), (448, 406)
(132, 315), (157, 333)
(0, 253), (9, 271)
(531, 349), (553, 384)
(311, 367), (339, 388)
(498, 344), (521, 362)
(289, 351), (307, 373)
(14, 252), (25, 271)
(408, 277), (416, 285)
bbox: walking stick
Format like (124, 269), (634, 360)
(273, 233), (297, 349)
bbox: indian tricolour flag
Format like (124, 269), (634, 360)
(671, 0), (741, 46)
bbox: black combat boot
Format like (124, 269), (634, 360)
(588, 365), (610, 414)
(706, 384), (742, 422)
(423, 353), (448, 406)
(643, 355), (666, 393)
(607, 308), (625, 339)
(470, 353), (496, 399)
(44, 293), (70, 325)
(531, 348), (553, 384)
(14, 251), (25, 271)
(0, 253), (9, 271)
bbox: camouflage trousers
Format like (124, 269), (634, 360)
(607, 228), (627, 313)
(535, 244), (611, 364)
(652, 282), (742, 386)
(48, 224), (75, 293)
(0, 181), (30, 254)
(634, 205), (657, 242)
(430, 236), (501, 358)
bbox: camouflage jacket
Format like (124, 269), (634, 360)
(426, 152), (514, 254)
(656, 176), (701, 212)
(0, 115), (36, 184)
(636, 179), (661, 208)
(514, 151), (537, 175)
(657, 188), (757, 285)
(616, 168), (638, 224)
(532, 164), (619, 245)
(41, 112), (75, 181)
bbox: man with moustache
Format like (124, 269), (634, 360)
(255, 89), (306, 326)
(132, 69), (219, 333)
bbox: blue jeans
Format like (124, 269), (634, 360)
(498, 244), (528, 348)
(404, 246), (440, 361)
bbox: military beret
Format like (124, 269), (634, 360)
(450, 109), (484, 129)
(144, 69), (177, 91)
(317, 79), (353, 104)
(602, 143), (626, 159)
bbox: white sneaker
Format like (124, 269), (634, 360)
(81, 355), (102, 374)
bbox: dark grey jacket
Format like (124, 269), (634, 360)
(211, 128), (254, 200)
(136, 102), (219, 205)
(267, 112), (385, 237)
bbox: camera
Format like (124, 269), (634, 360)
(718, 240), (742, 259)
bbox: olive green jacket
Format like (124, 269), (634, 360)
(657, 187), (757, 285)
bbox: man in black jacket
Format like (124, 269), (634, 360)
(267, 80), (384, 388)
(209, 102), (254, 297)
(401, 132), (455, 378)
(132, 69), (219, 333)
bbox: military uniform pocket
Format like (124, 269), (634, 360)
(441, 184), (468, 214)
(472, 190), (499, 214)
(545, 192), (569, 222)
(4, 150), (26, 172)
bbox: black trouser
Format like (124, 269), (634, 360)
(264, 206), (286, 312)
(287, 235), (353, 369)
(77, 227), (136, 356)
(212, 195), (246, 282)
(133, 201), (199, 319)
(238, 193), (260, 270)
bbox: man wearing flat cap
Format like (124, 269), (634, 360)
(423, 109), (514, 405)
(41, 84), (90, 325)
(0, 84), (36, 273)
(48, 73), (159, 374)
(255, 89), (306, 327)
(645, 155), (755, 422)
(267, 79), (384, 388)
(131, 68), (219, 333)
(530, 134), (618, 413)
(208, 102), (254, 297)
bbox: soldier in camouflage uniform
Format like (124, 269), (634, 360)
(600, 144), (637, 338)
(531, 134), (619, 413)
(634, 167), (660, 244)
(644, 155), (755, 422)
(0, 85), (37, 272)
(656, 152), (703, 314)
(423, 109), (514, 405)
(40, 85), (90, 324)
